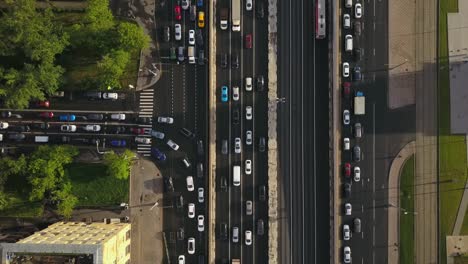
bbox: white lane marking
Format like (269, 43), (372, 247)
(372, 103), (376, 264)
(373, 48), (376, 56)
(373, 22), (376, 31)
(373, 0), (376, 17)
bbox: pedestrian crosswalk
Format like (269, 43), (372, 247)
(137, 89), (154, 156)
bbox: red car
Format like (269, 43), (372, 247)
(36, 100), (50, 108)
(131, 127), (146, 135)
(343, 82), (351, 98)
(245, 34), (253, 49)
(344, 163), (351, 177)
(175, 5), (182, 21)
(39, 112), (54, 118)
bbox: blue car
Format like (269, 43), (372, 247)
(59, 114), (76, 121)
(221, 86), (228, 102)
(110, 140), (127, 147)
(151, 147), (167, 161)
(197, 0), (203, 7)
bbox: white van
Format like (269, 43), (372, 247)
(345, 35), (353, 52)
(345, 0), (352, 8)
(188, 46), (196, 64)
(35, 136), (49, 143)
(233, 165), (241, 186)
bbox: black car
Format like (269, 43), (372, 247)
(88, 114), (104, 121)
(353, 145), (361, 162)
(344, 183), (352, 198)
(62, 136), (71, 143)
(219, 223), (228, 240)
(259, 185), (267, 201)
(353, 66), (362, 81)
(135, 117), (152, 124)
(354, 21), (361, 36)
(197, 140), (204, 156)
(180, 127), (195, 139)
(233, 108), (240, 124)
(256, 75), (265, 91)
(198, 50), (205, 65)
(176, 195), (184, 210)
(221, 139), (228, 155)
(354, 48), (362, 61)
(163, 26), (170, 42)
(231, 53), (239, 69)
(196, 29), (204, 46)
(220, 53), (228, 68)
(164, 176), (174, 192)
(259, 137), (266, 152)
(11, 125), (30, 133)
(220, 176), (228, 192)
(8, 133), (25, 141)
(256, 0), (265, 18)
(257, 219), (265, 235)
(177, 227), (184, 240)
(32, 123), (50, 130)
(197, 163), (204, 178)
(110, 126), (126, 134)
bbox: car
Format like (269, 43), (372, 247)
(136, 117), (152, 124)
(232, 227), (239, 243)
(182, 157), (191, 168)
(353, 145), (361, 162)
(245, 160), (252, 174)
(343, 82), (351, 98)
(88, 114), (104, 121)
(163, 26), (171, 42)
(344, 163), (351, 177)
(61, 136), (71, 143)
(245, 77), (253, 91)
(256, 0), (265, 18)
(158, 116), (174, 124)
(39, 112), (54, 118)
(232, 86), (240, 101)
(61, 125), (77, 132)
(246, 200), (253, 215)
(197, 215), (204, 231)
(198, 187), (204, 203)
(84, 125), (101, 132)
(354, 218), (361, 233)
(245, 106), (253, 120)
(221, 139), (228, 154)
(256, 75), (265, 91)
(343, 225), (351, 241)
(221, 86), (229, 102)
(353, 66), (362, 81)
(135, 137), (152, 144)
(35, 100), (50, 108)
(178, 255), (185, 264)
(110, 140), (127, 147)
(102, 92), (118, 100)
(231, 53), (239, 68)
(8, 133), (25, 141)
(355, 3), (362, 18)
(245, 230), (252, 245)
(131, 127), (146, 135)
(344, 183), (352, 198)
(175, 5), (182, 20)
(188, 30), (195, 45)
(234, 137), (241, 153)
(198, 49), (205, 65)
(110, 114), (125, 120)
(343, 246), (351, 263)
(180, 128), (195, 139)
(354, 48), (362, 61)
(245, 34), (253, 49)
(151, 130), (165, 139)
(343, 62), (350, 77)
(59, 114), (76, 121)
(345, 203), (352, 215)
(259, 137), (266, 152)
(196, 29), (204, 46)
(246, 130), (253, 145)
(219, 223), (228, 240)
(186, 176), (195, 192)
(220, 176), (228, 192)
(197, 140), (204, 156)
(197, 163), (204, 178)
(33, 122), (50, 130)
(10, 125), (30, 133)
(220, 53), (228, 68)
(177, 227), (185, 240)
(198, 11), (205, 28)
(197, 0), (203, 7)
(233, 108), (240, 124)
(110, 126), (126, 134)
(190, 5), (197, 21)
(167, 139), (180, 151)
(1, 111), (21, 118)
(246, 0), (252, 10)
(188, 203), (195, 218)
(343, 110), (350, 125)
(175, 24), (182, 40)
(259, 185), (267, 201)
(187, 237), (195, 254)
(344, 137), (350, 150)
(345, 34), (353, 51)
(181, 0), (190, 9)
(257, 219), (265, 235)
(176, 196), (184, 210)
(354, 123), (363, 138)
(151, 147), (167, 161)
(354, 21), (361, 36)
(343, 14), (351, 29)
(354, 166), (361, 181)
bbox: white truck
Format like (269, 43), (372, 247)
(232, 259), (241, 264)
(220, 8), (229, 30)
(354, 91), (365, 115)
(231, 0), (241, 31)
(188, 46), (195, 64)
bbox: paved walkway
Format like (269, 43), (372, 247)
(387, 141), (416, 264)
(451, 135), (468, 236)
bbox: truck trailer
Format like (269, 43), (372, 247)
(231, 0), (241, 31)
(354, 91), (365, 115)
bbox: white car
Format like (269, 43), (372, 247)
(246, 130), (252, 145)
(245, 77), (253, 91)
(158, 116), (174, 124)
(245, 106), (253, 120)
(246, 0), (252, 10)
(354, 166), (361, 182)
(343, 224), (351, 240)
(234, 137), (241, 153)
(135, 137), (152, 144)
(188, 203), (195, 218)
(0, 122), (9, 129)
(343, 246), (351, 263)
(344, 137), (350, 150)
(187, 237), (195, 254)
(245, 159), (252, 174)
(355, 3), (362, 18)
(167, 139), (180, 150)
(84, 125), (101, 132)
(102, 92), (118, 100)
(186, 176), (194, 191)
(345, 203), (352, 215)
(110, 113), (125, 120)
(198, 187), (204, 203)
(197, 215), (204, 231)
(343, 14), (351, 29)
(188, 30), (195, 45)
(343, 110), (350, 125)
(233, 86), (240, 101)
(343, 62), (350, 77)
(175, 24), (182, 41)
(182, 0), (190, 9)
(61, 124), (77, 132)
(178, 255), (185, 264)
(245, 230), (252, 245)
(151, 130), (165, 139)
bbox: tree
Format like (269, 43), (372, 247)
(84, 0), (115, 32)
(116, 22), (150, 50)
(96, 49), (130, 89)
(52, 181), (78, 219)
(104, 150), (134, 180)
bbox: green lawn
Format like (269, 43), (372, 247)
(400, 155), (415, 264)
(439, 0), (468, 262)
(67, 163), (129, 206)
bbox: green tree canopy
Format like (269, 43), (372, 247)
(116, 22), (150, 50)
(52, 181), (78, 219)
(84, 0), (115, 32)
(95, 49), (130, 89)
(104, 150), (134, 180)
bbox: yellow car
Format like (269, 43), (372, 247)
(198, 11), (205, 28)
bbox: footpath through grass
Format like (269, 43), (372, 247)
(439, 0), (468, 262)
(400, 155), (415, 264)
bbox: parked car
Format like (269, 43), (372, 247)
(345, 203), (352, 215)
(187, 237), (195, 254)
(196, 29), (204, 46)
(198, 11), (205, 28)
(151, 147), (167, 161)
(175, 5), (182, 20)
(344, 137), (350, 150)
(220, 53), (228, 68)
(353, 66), (362, 81)
(178, 255), (185, 264)
(182, 0), (190, 10)
(102, 92), (118, 100)
(61, 125), (77, 132)
(257, 219), (265, 235)
(221, 86), (229, 102)
(110, 113), (126, 120)
(343, 82), (351, 98)
(158, 116), (174, 124)
(84, 125), (101, 132)
(246, 200), (253, 215)
(354, 166), (361, 181)
(355, 3), (362, 18)
(256, 75), (265, 91)
(188, 203), (195, 218)
(343, 246), (351, 263)
(353, 145), (361, 162)
(59, 114), (76, 121)
(343, 110), (350, 125)
(8, 133), (25, 141)
(344, 163), (351, 177)
(163, 26), (170, 42)
(344, 183), (352, 198)
(343, 62), (350, 77)
(175, 24), (182, 40)
(197, 215), (204, 231)
(231, 53), (239, 69)
(220, 176), (228, 192)
(259, 185), (266, 201)
(198, 187), (204, 203)
(343, 224), (351, 240)
(110, 140), (127, 147)
(88, 114), (104, 121)
(197, 140), (204, 157)
(221, 139), (228, 155)
(354, 218), (361, 233)
(234, 137), (241, 153)
(233, 108), (240, 124)
(186, 176), (194, 191)
(135, 137), (152, 144)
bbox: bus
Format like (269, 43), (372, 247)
(315, 0), (326, 39)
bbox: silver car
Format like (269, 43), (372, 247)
(151, 130), (165, 139)
(343, 110), (350, 125)
(246, 130), (253, 145)
(343, 224), (351, 241)
(234, 137), (241, 153)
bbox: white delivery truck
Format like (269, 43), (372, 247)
(220, 8), (229, 30)
(354, 91), (365, 115)
(188, 46), (196, 64)
(232, 0), (241, 31)
(233, 165), (241, 186)
(35, 136), (49, 143)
